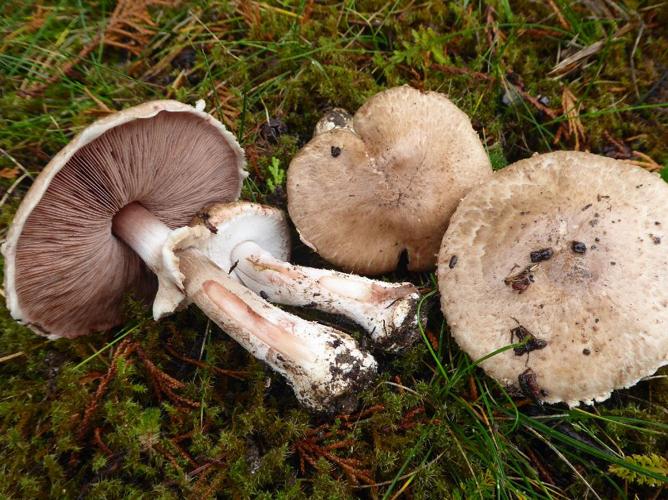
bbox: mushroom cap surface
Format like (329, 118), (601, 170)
(438, 151), (668, 406)
(287, 85), (492, 275)
(3, 100), (245, 339)
(189, 201), (291, 274)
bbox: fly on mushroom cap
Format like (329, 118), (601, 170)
(190, 201), (422, 352)
(287, 85), (492, 275)
(438, 151), (668, 406)
(3, 100), (245, 339)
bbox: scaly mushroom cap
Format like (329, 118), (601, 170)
(438, 151), (668, 406)
(3, 101), (245, 339)
(288, 85), (492, 275)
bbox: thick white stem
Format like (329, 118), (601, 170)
(112, 203), (171, 274)
(231, 241), (421, 352)
(179, 248), (377, 412)
(112, 203), (376, 412)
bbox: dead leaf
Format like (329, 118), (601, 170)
(550, 24), (634, 77)
(554, 86), (586, 150)
(0, 167), (19, 179)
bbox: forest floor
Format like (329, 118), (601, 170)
(0, 1), (667, 498)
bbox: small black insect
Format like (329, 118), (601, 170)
(582, 348), (591, 355)
(259, 290), (269, 300)
(511, 322), (547, 356)
(195, 210), (218, 234)
(518, 368), (546, 403)
(504, 264), (538, 293)
(530, 248), (553, 263)
(331, 146), (342, 157)
(228, 260), (239, 274)
(571, 241), (587, 254)
(259, 118), (288, 144)
(449, 255), (458, 269)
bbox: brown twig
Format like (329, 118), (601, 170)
(468, 375), (479, 401)
(294, 404), (386, 485)
(546, 0), (571, 30)
(78, 338), (136, 441)
(525, 446), (557, 485)
(153, 442), (184, 473)
(554, 86), (585, 149)
(78, 338), (200, 445)
(549, 24), (634, 77)
(295, 437), (374, 486)
(399, 406), (425, 430)
(165, 342), (248, 380)
(169, 439), (199, 467)
(603, 130), (632, 159)
(336, 404), (385, 426)
(94, 427), (113, 456)
(432, 64), (494, 82)
(629, 151), (662, 172)
(136, 345), (200, 409)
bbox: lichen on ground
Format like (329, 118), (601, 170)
(0, 1), (667, 498)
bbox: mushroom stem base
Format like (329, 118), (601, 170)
(231, 241), (421, 352)
(178, 247), (378, 412)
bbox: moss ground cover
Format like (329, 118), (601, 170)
(0, 1), (667, 497)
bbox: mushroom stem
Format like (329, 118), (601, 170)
(113, 203), (171, 273)
(230, 241), (421, 352)
(113, 203), (377, 412)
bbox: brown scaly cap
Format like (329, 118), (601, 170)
(287, 85), (492, 275)
(3, 100), (245, 339)
(438, 151), (668, 406)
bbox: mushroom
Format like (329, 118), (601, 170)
(287, 85), (492, 275)
(2, 100), (377, 412)
(189, 201), (422, 352)
(438, 151), (668, 406)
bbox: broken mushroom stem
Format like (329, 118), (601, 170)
(230, 240), (421, 352)
(112, 202), (377, 413)
(191, 202), (423, 352)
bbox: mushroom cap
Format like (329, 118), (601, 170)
(287, 85), (492, 275)
(3, 100), (245, 339)
(189, 201), (291, 275)
(438, 151), (668, 406)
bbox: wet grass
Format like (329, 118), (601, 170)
(1, 0), (667, 498)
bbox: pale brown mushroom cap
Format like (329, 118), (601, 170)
(3, 101), (245, 339)
(438, 151), (668, 406)
(288, 85), (492, 275)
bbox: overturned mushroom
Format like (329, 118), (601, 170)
(438, 151), (668, 406)
(189, 202), (421, 352)
(288, 85), (492, 275)
(2, 101), (376, 412)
